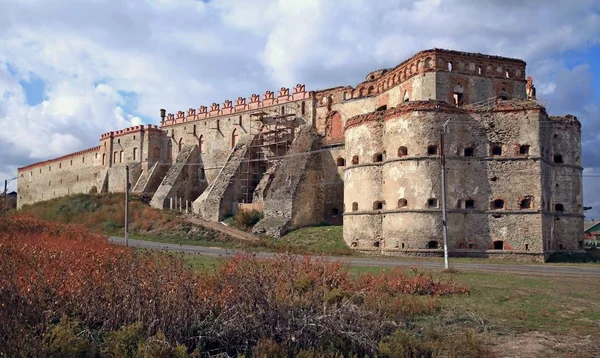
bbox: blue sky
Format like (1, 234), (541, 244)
(0, 0), (599, 217)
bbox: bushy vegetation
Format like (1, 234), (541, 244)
(0, 215), (481, 357)
(232, 209), (264, 230)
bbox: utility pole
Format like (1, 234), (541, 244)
(3, 179), (7, 212)
(440, 118), (452, 270)
(125, 165), (129, 247)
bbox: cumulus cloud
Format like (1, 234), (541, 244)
(0, 0), (599, 216)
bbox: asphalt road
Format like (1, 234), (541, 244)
(109, 236), (600, 277)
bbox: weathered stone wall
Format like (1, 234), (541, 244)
(342, 98), (581, 260)
(17, 146), (104, 207)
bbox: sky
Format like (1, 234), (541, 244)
(0, 0), (599, 217)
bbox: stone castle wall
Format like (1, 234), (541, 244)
(16, 48), (583, 260)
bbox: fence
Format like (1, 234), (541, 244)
(237, 202), (264, 213)
(585, 239), (600, 249)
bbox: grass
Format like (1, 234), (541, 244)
(181, 253), (600, 340)
(265, 224), (352, 255)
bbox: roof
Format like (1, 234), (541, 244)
(584, 221), (600, 233)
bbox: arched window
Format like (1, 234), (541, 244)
(554, 154), (563, 163)
(492, 199), (505, 209)
(499, 88), (510, 100)
(352, 202), (358, 212)
(102, 153), (106, 166)
(373, 201), (383, 210)
(178, 138), (183, 152)
(336, 157), (345, 167)
(555, 203), (565, 212)
(453, 83), (464, 106)
(231, 128), (239, 148)
(493, 240), (504, 250)
(403, 90), (409, 102)
(373, 153), (383, 163)
(198, 135), (204, 154)
(505, 69), (510, 78)
(427, 145), (438, 156)
(520, 197), (532, 209)
(398, 146), (408, 157)
(367, 86), (374, 95)
(301, 101), (306, 115)
(398, 198), (408, 208)
(424, 57), (431, 68)
(447, 62), (453, 71)
(132, 147), (138, 161)
(352, 155), (359, 165)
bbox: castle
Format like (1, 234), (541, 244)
(17, 49), (584, 261)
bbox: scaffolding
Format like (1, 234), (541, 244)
(238, 104), (298, 204)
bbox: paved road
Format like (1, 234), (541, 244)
(109, 237), (600, 277)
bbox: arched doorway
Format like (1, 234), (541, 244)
(231, 128), (239, 148)
(198, 135), (204, 154)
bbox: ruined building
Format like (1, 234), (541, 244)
(17, 49), (584, 261)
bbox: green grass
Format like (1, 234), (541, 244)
(269, 225), (352, 255)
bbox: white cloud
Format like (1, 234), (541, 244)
(0, 0), (598, 204)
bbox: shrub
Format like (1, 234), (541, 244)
(0, 214), (470, 356)
(233, 209), (264, 229)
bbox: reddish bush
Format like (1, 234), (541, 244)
(0, 214), (469, 356)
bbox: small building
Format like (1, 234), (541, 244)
(584, 221), (600, 247)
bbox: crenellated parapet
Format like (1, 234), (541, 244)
(315, 48), (527, 107)
(162, 84), (311, 127)
(100, 124), (162, 140)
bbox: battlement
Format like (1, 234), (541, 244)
(315, 48), (527, 107)
(161, 84), (311, 127)
(100, 124), (162, 140)
(18, 146), (101, 172)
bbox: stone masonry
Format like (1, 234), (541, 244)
(16, 49), (583, 261)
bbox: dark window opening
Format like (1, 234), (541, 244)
(469, 243), (475, 249)
(464, 147), (474, 157)
(427, 198), (438, 208)
(376, 105), (387, 111)
(427, 145), (438, 156)
(352, 202), (358, 212)
(465, 199), (475, 209)
(499, 88), (510, 100)
(579, 241), (584, 249)
(398, 198), (408, 208)
(520, 198), (532, 209)
(331, 208), (339, 216)
(559, 244), (564, 250)
(456, 199), (463, 209)
(427, 241), (439, 249)
(367, 86), (374, 95)
(352, 155), (359, 165)
(494, 241), (504, 250)
(403, 91), (409, 102)
(373, 201), (383, 210)
(373, 153), (383, 162)
(491, 176), (498, 182)
(492, 199), (505, 209)
(554, 154), (563, 163)
(336, 157), (345, 167)
(301, 102), (306, 115)
(401, 243), (405, 249)
(555, 203), (565, 212)
(398, 146), (408, 157)
(519, 145), (530, 155)
(491, 144), (502, 156)
(525, 244), (529, 251)
(374, 241), (380, 248)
